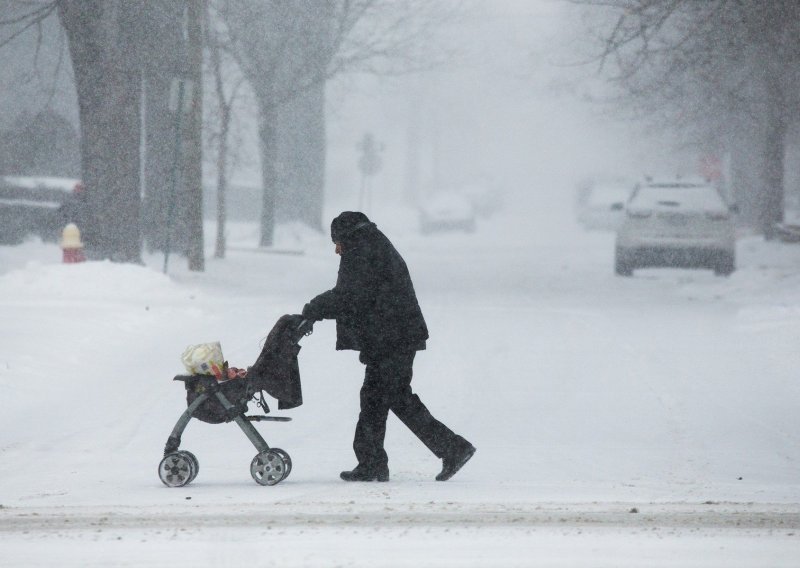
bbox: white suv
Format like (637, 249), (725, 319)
(615, 179), (736, 276)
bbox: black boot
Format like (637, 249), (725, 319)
(436, 443), (476, 481)
(340, 464), (390, 482)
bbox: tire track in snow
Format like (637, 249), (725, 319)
(1, 502), (798, 533)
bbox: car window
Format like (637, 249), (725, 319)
(630, 185), (727, 210)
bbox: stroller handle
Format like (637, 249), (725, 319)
(295, 318), (314, 340)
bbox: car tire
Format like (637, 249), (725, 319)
(713, 251), (735, 276)
(615, 247), (634, 277)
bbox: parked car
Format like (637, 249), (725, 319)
(614, 178), (737, 276)
(577, 180), (634, 231)
(0, 175), (84, 244)
(419, 191), (476, 234)
(461, 183), (504, 218)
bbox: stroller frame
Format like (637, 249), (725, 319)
(158, 318), (311, 488)
(159, 375), (293, 488)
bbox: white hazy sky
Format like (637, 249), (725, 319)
(319, 0), (688, 212)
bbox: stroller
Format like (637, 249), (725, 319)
(158, 315), (312, 488)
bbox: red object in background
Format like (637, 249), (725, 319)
(699, 155), (722, 181)
(62, 248), (86, 263)
(60, 223), (85, 264)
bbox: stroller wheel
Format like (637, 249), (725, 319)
(159, 452), (195, 487)
(250, 450), (286, 486)
(178, 450), (199, 482)
(270, 448), (292, 479)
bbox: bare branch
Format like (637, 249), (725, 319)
(0, 0), (57, 50)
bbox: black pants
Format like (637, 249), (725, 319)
(354, 351), (464, 469)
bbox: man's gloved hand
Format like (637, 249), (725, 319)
(301, 303), (321, 322)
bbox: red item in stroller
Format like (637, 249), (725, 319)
(158, 315), (313, 487)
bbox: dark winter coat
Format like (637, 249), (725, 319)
(303, 212), (428, 357)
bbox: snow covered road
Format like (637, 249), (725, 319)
(3, 501), (799, 532)
(1, 201), (799, 566)
(1, 501), (798, 567)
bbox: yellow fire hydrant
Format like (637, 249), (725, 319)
(61, 223), (86, 264)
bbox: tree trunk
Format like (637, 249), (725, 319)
(207, 4), (235, 260)
(258, 100), (278, 247)
(760, 75), (787, 239)
(58, 0), (143, 263)
(728, 134), (759, 230)
(143, 73), (179, 253)
(141, 2), (186, 254)
(184, 0), (205, 271)
(215, 104), (231, 258)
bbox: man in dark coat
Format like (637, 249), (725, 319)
(302, 211), (475, 482)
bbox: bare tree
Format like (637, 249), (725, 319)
(577, 0), (800, 236)
(216, 0), (455, 245)
(0, 1), (58, 51)
(2, 1), (205, 265)
(58, 0), (145, 262)
(206, 6), (246, 258)
(140, 2), (187, 257)
(217, 0), (325, 246)
(183, 0), (205, 271)
(137, 1), (204, 271)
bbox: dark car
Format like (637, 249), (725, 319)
(0, 175), (84, 244)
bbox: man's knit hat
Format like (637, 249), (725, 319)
(330, 211), (373, 243)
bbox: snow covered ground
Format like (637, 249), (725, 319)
(1, 192), (799, 567)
